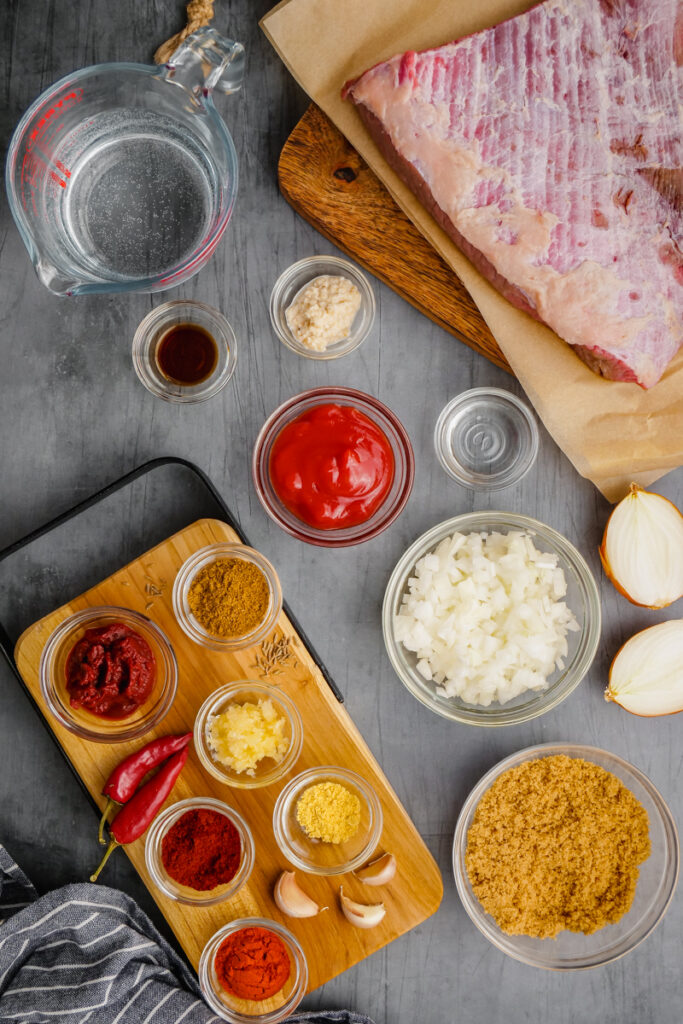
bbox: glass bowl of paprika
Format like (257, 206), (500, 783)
(172, 543), (282, 652)
(145, 796), (255, 907)
(194, 682), (304, 789)
(199, 917), (308, 1023)
(39, 605), (178, 743)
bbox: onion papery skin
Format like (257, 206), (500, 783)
(606, 620), (683, 717)
(599, 485), (683, 610)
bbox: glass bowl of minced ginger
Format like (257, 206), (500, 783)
(453, 742), (679, 969)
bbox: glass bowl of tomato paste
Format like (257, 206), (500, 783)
(145, 796), (255, 907)
(199, 916), (308, 1023)
(39, 606), (178, 743)
(252, 386), (414, 547)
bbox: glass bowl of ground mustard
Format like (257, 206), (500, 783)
(199, 916), (307, 1023)
(173, 543), (282, 651)
(194, 682), (303, 789)
(273, 765), (383, 875)
(453, 743), (679, 970)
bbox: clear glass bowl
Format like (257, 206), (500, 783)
(145, 796), (255, 906)
(252, 387), (414, 547)
(269, 255), (375, 360)
(453, 743), (679, 969)
(382, 512), (601, 726)
(39, 606), (177, 742)
(173, 543), (282, 652)
(199, 916), (308, 1023)
(194, 681), (303, 789)
(434, 388), (539, 489)
(132, 300), (237, 403)
(272, 765), (383, 875)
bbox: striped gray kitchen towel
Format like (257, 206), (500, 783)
(0, 843), (375, 1024)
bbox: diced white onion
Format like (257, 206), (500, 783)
(394, 530), (579, 706)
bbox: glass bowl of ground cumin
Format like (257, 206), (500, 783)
(173, 543), (282, 651)
(145, 796), (255, 906)
(194, 681), (304, 789)
(453, 743), (679, 969)
(273, 765), (383, 875)
(199, 916), (307, 1023)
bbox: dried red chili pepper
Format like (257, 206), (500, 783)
(98, 733), (192, 843)
(90, 746), (188, 882)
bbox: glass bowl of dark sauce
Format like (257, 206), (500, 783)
(132, 300), (237, 403)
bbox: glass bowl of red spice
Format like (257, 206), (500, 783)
(273, 765), (384, 875)
(145, 796), (255, 907)
(194, 681), (304, 789)
(199, 917), (307, 1023)
(252, 386), (415, 547)
(173, 543), (282, 652)
(39, 606), (178, 743)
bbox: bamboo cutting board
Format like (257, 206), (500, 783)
(14, 518), (443, 991)
(279, 104), (510, 373)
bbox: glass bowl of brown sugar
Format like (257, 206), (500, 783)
(453, 743), (679, 969)
(172, 543), (282, 651)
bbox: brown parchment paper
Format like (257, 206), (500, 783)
(261, 0), (683, 502)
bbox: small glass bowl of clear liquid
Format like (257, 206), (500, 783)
(434, 388), (539, 489)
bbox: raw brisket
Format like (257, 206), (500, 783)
(343, 0), (682, 387)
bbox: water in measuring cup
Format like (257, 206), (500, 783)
(56, 109), (217, 281)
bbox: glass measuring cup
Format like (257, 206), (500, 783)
(5, 28), (244, 296)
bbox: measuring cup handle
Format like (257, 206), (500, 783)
(163, 27), (245, 96)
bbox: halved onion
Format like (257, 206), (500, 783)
(606, 620), (683, 716)
(599, 484), (683, 609)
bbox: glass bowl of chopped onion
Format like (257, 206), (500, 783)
(272, 765), (383, 875)
(194, 681), (303, 789)
(452, 743), (679, 969)
(382, 512), (601, 726)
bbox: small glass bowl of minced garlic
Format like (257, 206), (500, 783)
(270, 256), (376, 360)
(194, 682), (304, 789)
(272, 765), (383, 874)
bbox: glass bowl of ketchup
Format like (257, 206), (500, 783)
(132, 299), (237, 403)
(39, 606), (178, 742)
(252, 387), (415, 547)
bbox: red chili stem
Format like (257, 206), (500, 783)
(102, 733), (191, 804)
(97, 798), (119, 845)
(90, 839), (120, 882)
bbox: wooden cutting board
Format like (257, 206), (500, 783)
(279, 103), (510, 373)
(14, 518), (443, 993)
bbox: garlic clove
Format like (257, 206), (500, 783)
(339, 886), (386, 929)
(599, 484), (683, 609)
(274, 871), (321, 918)
(353, 852), (397, 886)
(606, 620), (683, 717)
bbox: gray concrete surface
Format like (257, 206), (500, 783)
(1, 2), (681, 1022)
